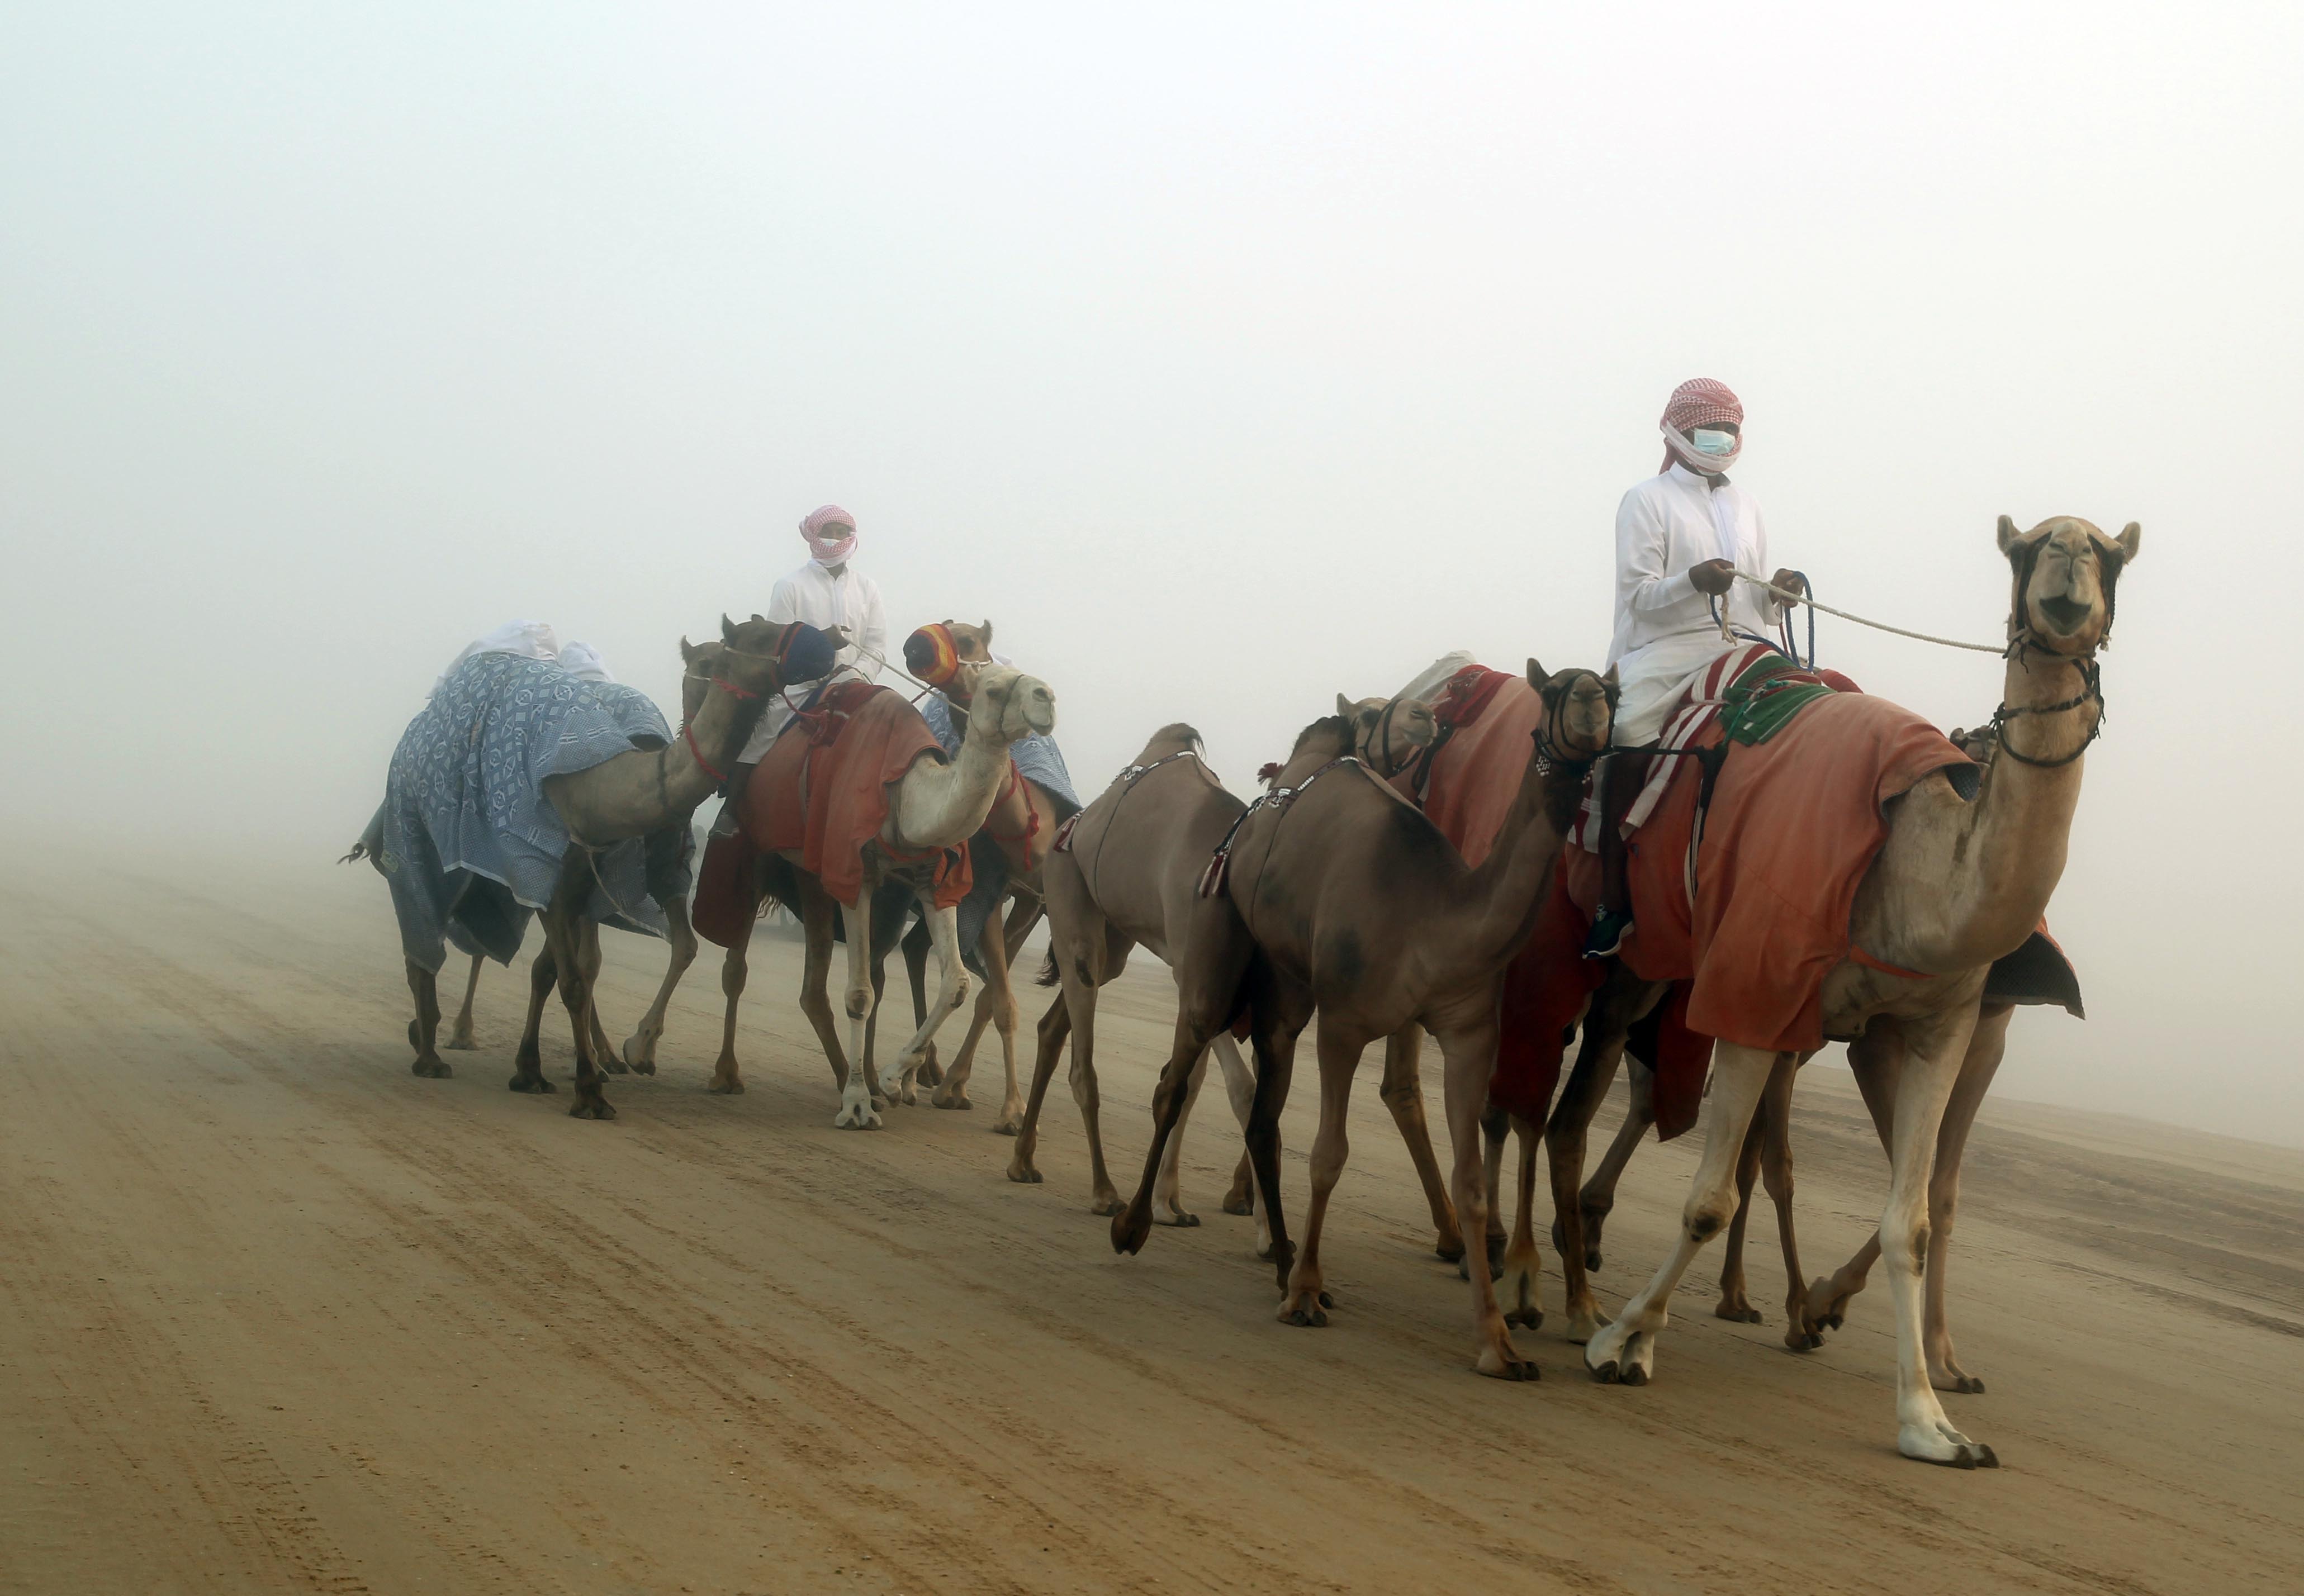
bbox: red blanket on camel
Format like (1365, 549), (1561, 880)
(693, 681), (970, 949)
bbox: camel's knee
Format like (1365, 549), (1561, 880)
(1683, 1189), (1740, 1243)
(845, 986), (873, 1022)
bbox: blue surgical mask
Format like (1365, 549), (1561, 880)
(1691, 428), (1738, 457)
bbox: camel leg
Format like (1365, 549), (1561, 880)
(581, 922), (628, 1075)
(508, 943), (558, 1094)
(1499, 1114), (1546, 1329)
(1211, 1034), (1266, 1239)
(622, 896), (696, 1076)
(1751, 1059), (1814, 1348)
(832, 890), (883, 1128)
(1799, 1018), (1908, 1340)
(1278, 1022), (1364, 1326)
(933, 899), (1016, 1122)
(1151, 1044), (1213, 1228)
(444, 953), (483, 1051)
(887, 901), (971, 1107)
(1583, 1042), (1771, 1387)
(900, 915), (942, 1087)
(1435, 1018), (1536, 1381)
(1874, 1003), (1993, 1466)
(406, 961), (452, 1077)
(708, 875), (760, 1095)
(1923, 1001), (2009, 1393)
(1378, 1025), (1465, 1264)
(1581, 1056), (1656, 1269)
(1236, 983), (1309, 1294)
(1546, 990), (1644, 1342)
(987, 899), (1046, 1133)
(1008, 992), (1070, 1188)
(1713, 1101), (1769, 1323)
(543, 866), (614, 1122)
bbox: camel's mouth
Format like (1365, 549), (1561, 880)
(2034, 592), (2092, 637)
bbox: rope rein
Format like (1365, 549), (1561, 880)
(1724, 572), (2004, 654)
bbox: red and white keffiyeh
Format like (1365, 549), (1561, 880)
(800, 504), (859, 567)
(1659, 378), (1744, 474)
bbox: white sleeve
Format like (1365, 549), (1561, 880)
(1619, 488), (1697, 614)
(852, 578), (889, 682)
(764, 576), (804, 626)
(1750, 503), (1782, 623)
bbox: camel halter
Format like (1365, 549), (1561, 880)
(1069, 747), (1214, 906)
(1358, 695), (1421, 779)
(1198, 753), (1374, 913)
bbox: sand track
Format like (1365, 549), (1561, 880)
(3, 851), (2300, 1594)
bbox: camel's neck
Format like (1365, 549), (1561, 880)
(1878, 647), (2098, 972)
(1434, 743), (1584, 972)
(544, 674), (767, 846)
(892, 715), (1013, 849)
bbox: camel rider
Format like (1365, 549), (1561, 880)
(1584, 378), (1807, 958)
(736, 504), (891, 764)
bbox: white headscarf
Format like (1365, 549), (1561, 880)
(556, 640), (613, 682)
(428, 620), (561, 699)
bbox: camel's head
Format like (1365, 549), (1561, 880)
(907, 619), (998, 702)
(960, 663), (1056, 743)
(1527, 659), (1618, 764)
(1997, 515), (2140, 657)
(678, 635), (728, 723)
(717, 613), (838, 694)
(1338, 692), (1437, 778)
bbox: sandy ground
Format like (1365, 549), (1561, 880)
(4, 849), (2301, 1596)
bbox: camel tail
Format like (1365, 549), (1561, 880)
(338, 840), (371, 865)
(1035, 949), (1060, 987)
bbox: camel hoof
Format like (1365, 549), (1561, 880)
(1716, 1302), (1763, 1325)
(915, 1051), (943, 1086)
(833, 1103), (882, 1129)
(600, 1055), (630, 1076)
(1476, 1348), (1540, 1382)
(1590, 1358), (1622, 1384)
(1935, 1372), (1987, 1395)
(411, 1058), (453, 1079)
(1457, 1255), (1505, 1283)
(1110, 1206), (1152, 1256)
(1222, 1194), (1255, 1218)
(1621, 1363), (1648, 1387)
(628, 1058), (656, 1077)
(443, 1034), (477, 1052)
(707, 1078), (745, 1095)
(991, 1113), (1025, 1136)
(1434, 1234), (1467, 1264)
(930, 1090), (972, 1112)
(1279, 1290), (1333, 1327)
(508, 1072), (554, 1093)
(568, 1097), (617, 1121)
(1155, 1209), (1201, 1228)
(1090, 1192), (1123, 1218)
(1006, 1162), (1042, 1185)
(1787, 1327), (1824, 1352)
(1504, 1306), (1544, 1330)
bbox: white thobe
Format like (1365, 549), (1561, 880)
(738, 560), (890, 761)
(1607, 463), (1784, 744)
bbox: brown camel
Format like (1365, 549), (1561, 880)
(1010, 692), (1451, 1243)
(1112, 664), (1616, 1380)
(398, 616), (833, 1119)
(1582, 515), (2137, 1467)
(705, 661), (1058, 1127)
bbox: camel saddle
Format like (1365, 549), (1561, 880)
(693, 681), (970, 949)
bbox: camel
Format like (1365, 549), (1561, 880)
(705, 661), (1058, 1127)
(396, 616), (833, 1119)
(1112, 664), (1616, 1380)
(432, 642), (727, 1074)
(1006, 692), (1449, 1241)
(1581, 515), (2137, 1467)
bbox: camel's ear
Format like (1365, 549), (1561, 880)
(1336, 693), (1354, 718)
(1602, 663), (1619, 687)
(1995, 515), (2020, 555)
(680, 636), (699, 664)
(2115, 521), (2141, 563)
(978, 620), (993, 648)
(1526, 658), (1548, 690)
(720, 613), (739, 645)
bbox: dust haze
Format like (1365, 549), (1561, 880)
(3, 4), (2297, 1144)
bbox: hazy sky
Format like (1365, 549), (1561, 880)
(4, 4), (2299, 1144)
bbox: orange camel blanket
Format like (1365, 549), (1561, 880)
(693, 682), (970, 949)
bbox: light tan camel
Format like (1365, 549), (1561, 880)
(706, 662), (1058, 1127)
(1010, 693), (1450, 1243)
(403, 616), (832, 1120)
(1582, 515), (2137, 1467)
(1112, 665), (1616, 1380)
(437, 640), (723, 1074)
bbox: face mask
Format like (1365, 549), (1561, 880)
(1691, 428), (1738, 457)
